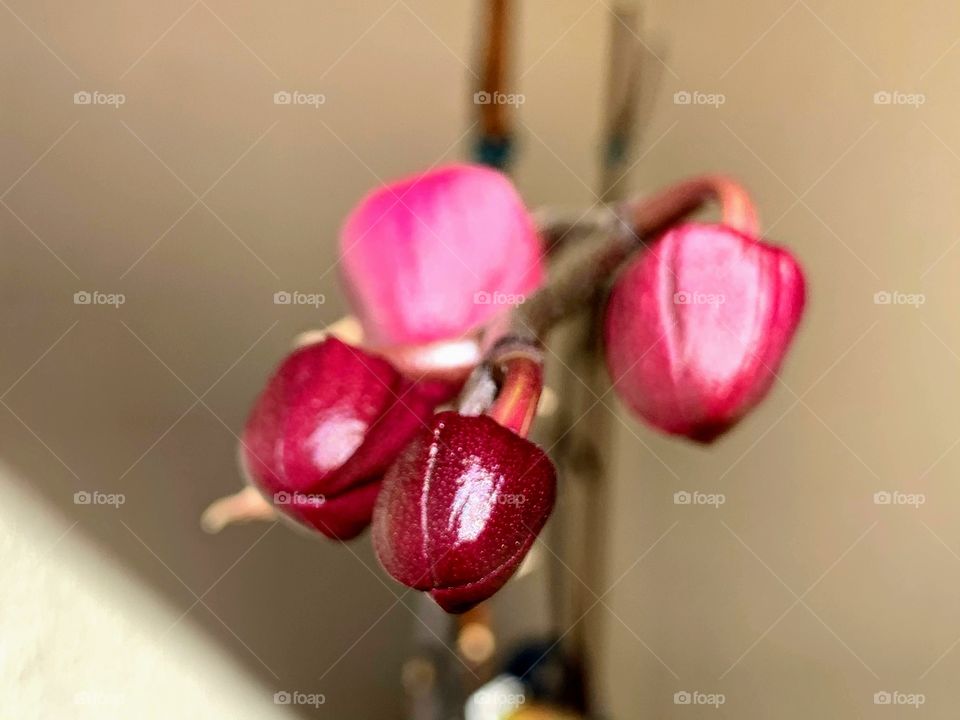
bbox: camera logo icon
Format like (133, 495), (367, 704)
(673, 91), (692, 105)
(873, 291), (891, 305)
(274, 691), (292, 704)
(874, 691), (892, 705)
(674, 491), (692, 505)
(74, 291), (92, 305)
(474, 91), (492, 105)
(274, 491), (292, 505)
(273, 291), (292, 305)
(474, 291), (491, 305)
(674, 691), (692, 705)
(873, 491), (892, 505)
(274, 91), (292, 105)
(74, 91), (92, 105)
(873, 91), (892, 105)
(74, 491), (92, 505)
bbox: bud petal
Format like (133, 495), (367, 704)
(339, 164), (544, 344)
(242, 338), (455, 539)
(603, 223), (806, 442)
(372, 411), (556, 613)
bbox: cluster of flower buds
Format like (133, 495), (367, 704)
(225, 164), (806, 613)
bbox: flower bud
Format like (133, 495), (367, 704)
(339, 164), (544, 345)
(241, 338), (456, 539)
(372, 411), (556, 613)
(603, 223), (806, 442)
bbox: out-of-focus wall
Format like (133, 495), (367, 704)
(601, 1), (960, 718)
(2, 0), (959, 718)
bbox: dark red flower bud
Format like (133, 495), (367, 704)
(603, 222), (806, 442)
(241, 338), (456, 539)
(372, 411), (556, 613)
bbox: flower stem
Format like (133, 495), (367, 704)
(486, 352), (543, 437)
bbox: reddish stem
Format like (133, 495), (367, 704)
(628, 174), (759, 237)
(486, 355), (543, 437)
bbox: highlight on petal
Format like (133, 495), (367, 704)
(241, 338), (457, 539)
(372, 412), (556, 613)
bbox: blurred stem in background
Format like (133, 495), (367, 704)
(546, 4), (645, 718)
(474, 0), (514, 171)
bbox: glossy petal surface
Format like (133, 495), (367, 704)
(242, 338), (455, 539)
(604, 223), (806, 442)
(339, 164), (544, 344)
(372, 412), (556, 613)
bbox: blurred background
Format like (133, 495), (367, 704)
(3, 0), (960, 717)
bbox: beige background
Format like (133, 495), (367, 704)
(2, 0), (959, 718)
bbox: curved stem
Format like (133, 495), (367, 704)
(626, 174), (758, 237)
(486, 353), (543, 437)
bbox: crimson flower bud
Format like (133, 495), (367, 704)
(241, 338), (456, 539)
(372, 411), (556, 613)
(339, 164), (544, 345)
(603, 222), (806, 442)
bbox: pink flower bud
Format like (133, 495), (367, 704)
(603, 223), (806, 442)
(372, 411), (556, 613)
(241, 338), (456, 539)
(339, 164), (544, 345)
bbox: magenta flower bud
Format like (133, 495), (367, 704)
(603, 223), (806, 442)
(241, 338), (456, 539)
(372, 411), (556, 613)
(339, 164), (545, 345)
